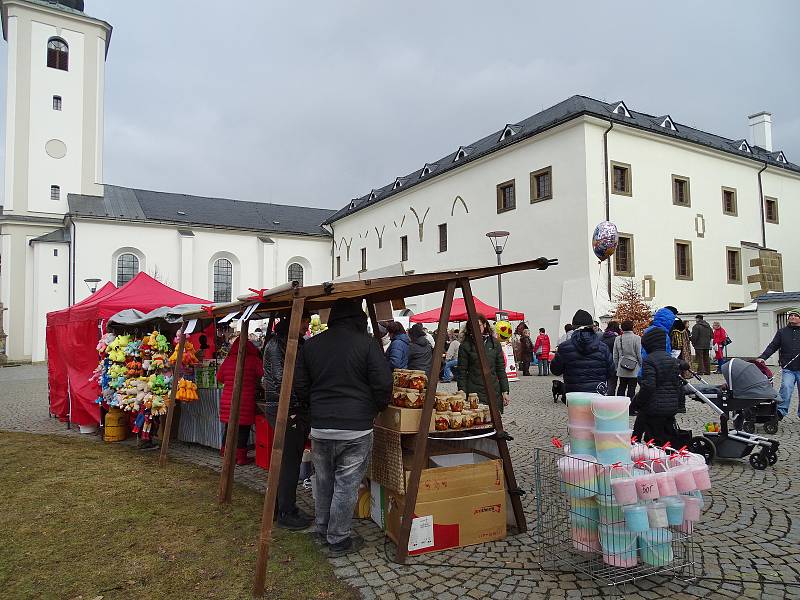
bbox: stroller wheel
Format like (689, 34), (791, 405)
(688, 436), (716, 465)
(767, 450), (778, 466)
(763, 421), (779, 435)
(749, 452), (768, 470)
(742, 421), (756, 434)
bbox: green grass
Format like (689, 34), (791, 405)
(0, 432), (358, 600)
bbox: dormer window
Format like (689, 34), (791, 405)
(348, 199), (357, 210)
(454, 148), (466, 162)
(47, 37), (69, 71)
(368, 190), (377, 201)
(612, 101), (631, 118)
(420, 164), (436, 178)
(659, 116), (677, 131)
(499, 125), (520, 142)
(776, 151), (788, 164)
(392, 178), (403, 190)
(738, 140), (751, 153)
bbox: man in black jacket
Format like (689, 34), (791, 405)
(263, 314), (312, 530)
(551, 310), (614, 395)
(757, 308), (800, 419)
(631, 328), (686, 445)
(295, 298), (392, 557)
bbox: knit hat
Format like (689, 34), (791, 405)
(571, 309), (594, 329)
(328, 298), (366, 325)
(409, 323), (426, 340)
(642, 327), (667, 354)
(787, 308), (800, 318)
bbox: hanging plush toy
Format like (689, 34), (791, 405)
(495, 320), (513, 342)
(97, 333), (116, 354)
(169, 340), (199, 367)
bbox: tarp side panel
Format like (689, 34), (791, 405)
(62, 319), (102, 426)
(46, 325), (68, 418)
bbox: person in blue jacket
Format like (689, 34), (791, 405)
(384, 321), (410, 370)
(641, 306), (678, 363)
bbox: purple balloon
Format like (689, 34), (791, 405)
(592, 221), (619, 261)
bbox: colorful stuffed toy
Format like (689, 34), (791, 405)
(96, 333), (116, 354)
(169, 341), (199, 367)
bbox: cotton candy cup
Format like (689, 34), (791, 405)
(662, 496), (685, 526)
(558, 454), (599, 498)
(568, 424), (597, 457)
(671, 465), (698, 493)
(593, 429), (632, 465)
(591, 395), (631, 432)
(599, 524), (638, 567)
(647, 501), (669, 528)
(566, 392), (597, 428)
(654, 471), (678, 497)
(682, 495), (702, 522)
(596, 494), (625, 524)
(639, 528), (674, 567)
(611, 475), (638, 505)
(635, 470), (660, 501)
(690, 463), (712, 491)
(623, 503), (650, 532)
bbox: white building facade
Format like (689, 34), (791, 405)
(0, 1), (333, 362)
(326, 97), (799, 337)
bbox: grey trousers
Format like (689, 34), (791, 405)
(312, 433), (373, 545)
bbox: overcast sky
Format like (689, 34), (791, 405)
(2, 1), (799, 210)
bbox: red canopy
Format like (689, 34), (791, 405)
(46, 273), (209, 426)
(410, 296), (524, 323)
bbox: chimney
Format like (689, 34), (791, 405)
(748, 111), (773, 151)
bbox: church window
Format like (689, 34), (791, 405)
(53, 95), (62, 110)
(116, 253), (139, 287)
(50, 185), (60, 201)
(52, 275), (58, 284)
(287, 262), (304, 286)
(213, 258), (232, 303)
(47, 38), (69, 71)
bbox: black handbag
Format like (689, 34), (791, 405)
(620, 355), (638, 370)
(724, 336), (732, 346)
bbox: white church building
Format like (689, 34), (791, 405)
(0, 0), (334, 362)
(1, 0), (798, 364)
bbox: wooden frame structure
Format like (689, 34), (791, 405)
(157, 257), (557, 596)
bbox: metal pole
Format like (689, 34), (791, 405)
(496, 251), (503, 310)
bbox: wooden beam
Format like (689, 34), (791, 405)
(366, 300), (382, 341)
(395, 280), (456, 563)
(158, 326), (186, 468)
(253, 297), (306, 596)
(459, 278), (527, 533)
(217, 319), (251, 504)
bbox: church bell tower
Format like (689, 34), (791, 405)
(0, 0), (111, 361)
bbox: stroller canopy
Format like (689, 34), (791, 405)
(723, 359), (778, 400)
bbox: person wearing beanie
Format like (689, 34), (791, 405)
(550, 310), (614, 394)
(631, 327), (687, 445)
(691, 314), (713, 375)
(295, 298), (392, 556)
(640, 307), (677, 365)
(757, 308), (800, 419)
(408, 322), (433, 374)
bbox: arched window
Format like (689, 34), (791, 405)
(116, 253), (139, 287)
(213, 258), (233, 302)
(47, 38), (69, 71)
(287, 263), (304, 286)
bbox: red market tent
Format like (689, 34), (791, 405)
(46, 273), (209, 426)
(410, 296), (524, 323)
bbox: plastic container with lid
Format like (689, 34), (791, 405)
(647, 501), (669, 528)
(591, 395), (631, 432)
(690, 463), (712, 491)
(593, 429), (632, 465)
(622, 503), (650, 532)
(654, 470), (678, 497)
(682, 494), (702, 522)
(610, 472), (638, 505)
(662, 496), (685, 526)
(634, 469), (660, 501)
(599, 524), (638, 567)
(595, 494), (625, 524)
(639, 528), (674, 567)
(671, 465), (698, 493)
(558, 454), (599, 498)
(566, 392), (598, 428)
(568, 423), (597, 457)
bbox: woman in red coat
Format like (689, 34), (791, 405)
(534, 328), (552, 376)
(216, 337), (264, 465)
(712, 321), (728, 373)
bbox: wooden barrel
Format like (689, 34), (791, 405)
(103, 407), (128, 442)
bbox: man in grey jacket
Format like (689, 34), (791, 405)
(757, 308), (800, 419)
(613, 320), (642, 399)
(691, 315), (713, 375)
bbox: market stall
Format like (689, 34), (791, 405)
(46, 272), (209, 428)
(160, 257), (557, 597)
(409, 296), (525, 323)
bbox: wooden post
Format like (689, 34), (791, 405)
(253, 297), (306, 596)
(460, 278), (527, 533)
(366, 300), (382, 341)
(217, 318), (251, 504)
(158, 326), (186, 467)
(395, 280), (456, 563)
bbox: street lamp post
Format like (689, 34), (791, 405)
(485, 231), (510, 310)
(84, 278), (101, 294)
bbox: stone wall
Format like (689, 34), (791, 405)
(748, 250), (784, 299)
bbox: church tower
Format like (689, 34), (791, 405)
(0, 0), (111, 361)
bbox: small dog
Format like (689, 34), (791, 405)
(552, 380), (566, 404)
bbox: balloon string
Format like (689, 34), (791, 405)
(594, 260), (602, 304)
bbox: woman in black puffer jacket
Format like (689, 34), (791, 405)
(631, 328), (687, 444)
(551, 310), (615, 395)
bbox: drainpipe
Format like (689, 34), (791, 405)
(70, 219), (77, 305)
(603, 120), (614, 301)
(757, 162), (767, 248)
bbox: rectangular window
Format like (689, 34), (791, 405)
(53, 95), (62, 110)
(765, 197), (779, 224)
(675, 240), (693, 280)
(52, 275), (58, 284)
(53, 249), (58, 257)
(496, 179), (516, 213)
(530, 166), (552, 202)
(335, 256), (341, 277)
(726, 247), (742, 284)
(400, 235), (408, 262)
(729, 303), (744, 311)
(614, 234), (634, 276)
(438, 223), (447, 253)
(610, 161), (632, 196)
(50, 185), (60, 201)
(360, 248), (367, 272)
(722, 187), (737, 216)
(672, 175), (691, 207)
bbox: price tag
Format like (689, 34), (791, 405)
(407, 515), (434, 551)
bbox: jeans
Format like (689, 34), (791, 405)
(441, 359), (458, 382)
(617, 377), (638, 399)
(537, 358), (550, 376)
(312, 432), (373, 545)
(778, 369), (800, 417)
(266, 408), (310, 516)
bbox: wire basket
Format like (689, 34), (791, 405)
(533, 447), (698, 587)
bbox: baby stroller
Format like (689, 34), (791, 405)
(682, 358), (780, 470)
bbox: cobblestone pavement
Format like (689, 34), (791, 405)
(2, 364), (800, 599)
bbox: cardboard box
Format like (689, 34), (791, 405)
(370, 479), (389, 529)
(385, 489), (506, 555)
(375, 405), (435, 433)
(410, 452), (505, 502)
